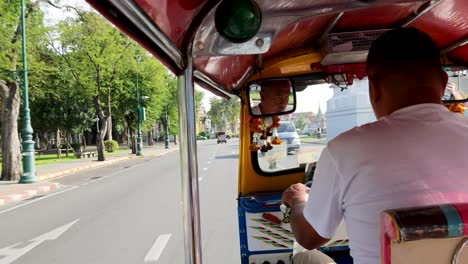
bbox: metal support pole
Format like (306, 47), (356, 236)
(19, 0), (37, 184)
(177, 53), (203, 264)
(165, 106), (170, 149)
(136, 72), (143, 156)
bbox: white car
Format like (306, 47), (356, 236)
(277, 121), (301, 153)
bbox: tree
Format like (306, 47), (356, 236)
(207, 97), (240, 133)
(207, 97), (226, 131)
(55, 11), (134, 161)
(0, 0), (50, 181)
(294, 112), (308, 131)
(225, 98), (240, 133)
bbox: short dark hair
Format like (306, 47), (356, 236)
(367, 28), (441, 76)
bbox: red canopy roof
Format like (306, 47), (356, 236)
(87, 0), (468, 97)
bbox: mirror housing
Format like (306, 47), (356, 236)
(247, 78), (296, 117)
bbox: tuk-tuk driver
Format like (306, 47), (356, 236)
(251, 80), (291, 115)
(283, 28), (468, 264)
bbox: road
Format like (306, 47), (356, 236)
(0, 139), (241, 264)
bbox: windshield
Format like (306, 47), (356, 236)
(256, 84), (332, 172)
(277, 123), (295, 133)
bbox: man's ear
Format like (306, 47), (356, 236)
(368, 75), (381, 103)
(440, 70), (449, 97)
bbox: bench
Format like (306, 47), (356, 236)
(75, 151), (96, 159)
(35, 150), (45, 156)
(60, 148), (75, 154)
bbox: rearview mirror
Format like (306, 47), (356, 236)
(247, 79), (296, 117)
(442, 66), (468, 102)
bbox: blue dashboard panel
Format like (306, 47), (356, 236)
(238, 192), (293, 264)
(238, 192), (353, 264)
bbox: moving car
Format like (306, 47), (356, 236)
(277, 121), (301, 153)
(216, 132), (227, 144)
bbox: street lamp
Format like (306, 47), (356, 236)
(165, 106), (170, 149)
(19, 0), (36, 183)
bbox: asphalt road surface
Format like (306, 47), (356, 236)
(0, 139), (241, 264)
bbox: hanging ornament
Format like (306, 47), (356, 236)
(270, 116), (282, 145)
(250, 115), (282, 152)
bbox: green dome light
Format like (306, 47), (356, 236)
(215, 0), (262, 43)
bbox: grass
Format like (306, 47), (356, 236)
(0, 148), (133, 169)
(301, 135), (327, 143)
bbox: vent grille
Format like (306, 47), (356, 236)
(321, 29), (390, 65)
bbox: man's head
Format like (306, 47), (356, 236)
(366, 28), (448, 118)
(259, 79), (291, 114)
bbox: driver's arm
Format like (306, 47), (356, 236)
(282, 147), (343, 249)
(283, 189), (330, 249)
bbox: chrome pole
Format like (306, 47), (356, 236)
(177, 51), (203, 264)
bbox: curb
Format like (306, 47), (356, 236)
(37, 148), (179, 181)
(37, 156), (130, 181)
(0, 182), (60, 207)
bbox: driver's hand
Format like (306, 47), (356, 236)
(447, 82), (463, 100)
(282, 183), (310, 209)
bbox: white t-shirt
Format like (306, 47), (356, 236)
(304, 103), (468, 264)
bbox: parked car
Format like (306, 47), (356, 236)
(196, 135), (207, 140)
(277, 121), (301, 153)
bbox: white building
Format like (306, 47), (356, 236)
(326, 78), (376, 141)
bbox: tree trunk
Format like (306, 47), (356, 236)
(132, 132), (137, 154)
(38, 131), (48, 150)
(148, 131), (153, 146)
(96, 117), (108, 161)
(81, 132), (87, 150)
(93, 64), (109, 161)
(106, 87), (112, 141)
(56, 129), (61, 158)
(65, 132), (70, 157)
(0, 81), (22, 181)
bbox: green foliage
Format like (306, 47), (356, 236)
(2, 2), (180, 152)
(208, 97), (240, 132)
(198, 131), (207, 137)
(104, 140), (119, 152)
(294, 113), (308, 131)
(71, 143), (81, 152)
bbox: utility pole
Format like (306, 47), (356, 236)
(19, 0), (37, 183)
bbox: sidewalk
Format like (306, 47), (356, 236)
(0, 143), (179, 209)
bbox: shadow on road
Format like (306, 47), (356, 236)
(215, 154), (239, 160)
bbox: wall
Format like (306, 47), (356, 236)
(326, 78), (376, 141)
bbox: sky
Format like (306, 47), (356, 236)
(42, 0), (333, 114)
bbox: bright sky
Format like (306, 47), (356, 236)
(43, 0), (333, 114)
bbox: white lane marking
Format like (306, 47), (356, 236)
(198, 177), (203, 182)
(0, 219), (79, 264)
(0, 186), (78, 215)
(207, 161), (211, 164)
(202, 168), (208, 171)
(144, 234), (172, 263)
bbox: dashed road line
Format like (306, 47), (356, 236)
(144, 234), (172, 263)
